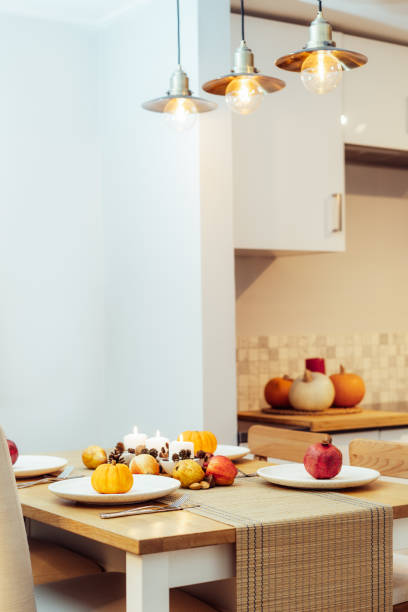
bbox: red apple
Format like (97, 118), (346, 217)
(7, 439), (18, 465)
(303, 436), (342, 479)
(206, 455), (237, 486)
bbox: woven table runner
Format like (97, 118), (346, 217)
(183, 478), (393, 612)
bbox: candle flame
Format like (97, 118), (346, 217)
(156, 430), (160, 437)
(133, 426), (138, 434)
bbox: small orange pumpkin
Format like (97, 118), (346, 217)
(91, 461), (133, 494)
(178, 431), (217, 455)
(264, 375), (293, 408)
(330, 365), (365, 407)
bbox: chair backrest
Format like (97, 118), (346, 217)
(0, 427), (36, 611)
(349, 438), (408, 478)
(247, 425), (330, 462)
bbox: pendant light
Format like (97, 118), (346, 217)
(202, 0), (285, 115)
(142, 0), (216, 132)
(275, 0), (367, 95)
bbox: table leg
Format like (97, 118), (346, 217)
(126, 551), (170, 612)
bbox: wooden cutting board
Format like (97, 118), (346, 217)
(262, 406), (362, 416)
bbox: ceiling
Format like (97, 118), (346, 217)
(231, 0), (408, 45)
(0, 0), (147, 26)
(0, 0), (407, 43)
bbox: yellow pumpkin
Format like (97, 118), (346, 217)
(178, 431), (217, 455)
(91, 461), (133, 494)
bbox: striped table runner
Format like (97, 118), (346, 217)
(185, 478), (393, 612)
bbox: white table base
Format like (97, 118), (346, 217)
(27, 485), (408, 612)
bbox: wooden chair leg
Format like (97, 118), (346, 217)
(393, 602), (408, 612)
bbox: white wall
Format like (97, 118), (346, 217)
(0, 16), (105, 452)
(0, 0), (237, 452)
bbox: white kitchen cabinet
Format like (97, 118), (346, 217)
(379, 428), (408, 442)
(231, 16), (345, 253)
(342, 34), (408, 151)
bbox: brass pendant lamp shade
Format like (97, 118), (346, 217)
(142, 0), (216, 130)
(202, 0), (285, 114)
(202, 40), (286, 96)
(142, 66), (216, 114)
(276, 0), (367, 73)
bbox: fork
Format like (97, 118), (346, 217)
(236, 467), (258, 478)
(99, 493), (194, 519)
(17, 466), (75, 489)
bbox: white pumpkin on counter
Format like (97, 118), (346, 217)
(289, 370), (335, 412)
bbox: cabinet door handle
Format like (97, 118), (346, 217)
(331, 193), (343, 233)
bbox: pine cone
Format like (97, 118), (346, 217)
(108, 450), (125, 464)
(108, 442), (126, 464)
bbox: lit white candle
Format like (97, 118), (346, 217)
(145, 430), (169, 454)
(169, 434), (194, 460)
(123, 426), (147, 450)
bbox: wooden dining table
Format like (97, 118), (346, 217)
(19, 451), (408, 611)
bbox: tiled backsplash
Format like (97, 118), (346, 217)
(237, 332), (408, 412)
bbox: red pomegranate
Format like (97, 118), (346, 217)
(206, 455), (237, 486)
(303, 436), (342, 479)
(7, 439), (19, 465)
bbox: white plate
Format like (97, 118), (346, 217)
(48, 474), (181, 505)
(13, 455), (68, 478)
(215, 445), (250, 461)
(257, 463), (380, 490)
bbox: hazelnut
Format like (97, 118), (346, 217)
(189, 482), (201, 490)
(200, 481), (210, 489)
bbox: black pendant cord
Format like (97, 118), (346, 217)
(177, 0), (181, 66)
(241, 0), (245, 41)
(318, 0), (322, 12)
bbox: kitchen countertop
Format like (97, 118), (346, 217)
(238, 408), (408, 433)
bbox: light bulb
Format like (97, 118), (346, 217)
(300, 51), (343, 95)
(225, 77), (264, 115)
(164, 97), (197, 132)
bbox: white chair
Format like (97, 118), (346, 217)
(0, 426), (218, 611)
(349, 438), (408, 611)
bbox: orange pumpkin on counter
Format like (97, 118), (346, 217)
(179, 431), (217, 455)
(330, 365), (365, 407)
(91, 461), (133, 494)
(264, 375), (293, 408)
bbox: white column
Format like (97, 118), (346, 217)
(100, 0), (236, 443)
(197, 1), (237, 441)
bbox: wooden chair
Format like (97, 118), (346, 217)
(247, 424), (330, 462)
(0, 427), (218, 611)
(29, 538), (103, 585)
(349, 438), (408, 478)
(349, 438), (408, 611)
